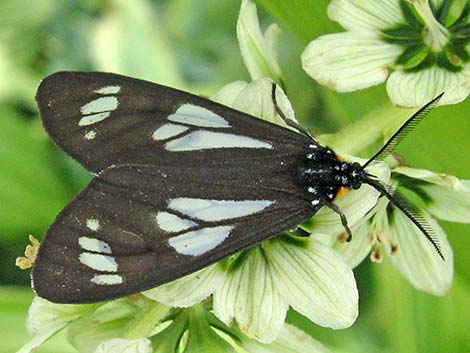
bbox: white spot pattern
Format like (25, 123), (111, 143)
(84, 130), (97, 140)
(86, 219), (101, 231)
(168, 104), (229, 128)
(79, 94), (119, 130)
(152, 124), (189, 141)
(156, 212), (198, 233)
(94, 86), (121, 94)
(168, 198), (273, 221)
(91, 274), (123, 285)
(81, 97), (118, 115)
(78, 112), (111, 126)
(165, 131), (272, 151)
(78, 237), (112, 254)
(168, 226), (233, 256)
(79, 253), (118, 272)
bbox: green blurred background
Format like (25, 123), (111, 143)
(0, 0), (468, 352)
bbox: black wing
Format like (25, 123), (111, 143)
(32, 164), (316, 303)
(36, 71), (313, 173)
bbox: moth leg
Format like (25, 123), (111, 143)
(271, 83), (318, 143)
(326, 201), (352, 242)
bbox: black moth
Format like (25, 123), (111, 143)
(32, 72), (443, 304)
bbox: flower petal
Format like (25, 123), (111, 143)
(17, 297), (94, 353)
(213, 247), (288, 343)
(67, 299), (154, 353)
(304, 160), (389, 235)
(328, 0), (403, 32)
(387, 211), (454, 296)
(394, 166), (460, 187)
(394, 166), (470, 223)
(231, 78), (298, 126)
(143, 264), (225, 307)
(212, 81), (248, 106)
(302, 32), (402, 92)
(386, 66), (470, 107)
(95, 338), (153, 353)
(422, 180), (470, 223)
(237, 0), (283, 82)
(240, 323), (332, 353)
(264, 238), (358, 329)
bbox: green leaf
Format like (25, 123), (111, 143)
(257, 0), (340, 44)
(0, 108), (73, 235)
(90, 0), (183, 87)
(152, 312), (188, 353)
(184, 306), (237, 353)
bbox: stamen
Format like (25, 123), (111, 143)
(370, 245), (383, 263)
(16, 235), (40, 270)
(390, 243), (400, 256)
(337, 232), (349, 243)
(376, 231), (389, 245)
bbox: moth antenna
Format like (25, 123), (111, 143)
(326, 201), (352, 242)
(363, 178), (444, 260)
(362, 93), (444, 169)
(271, 83), (319, 143)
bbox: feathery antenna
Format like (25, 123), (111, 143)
(363, 178), (444, 260)
(362, 93), (444, 169)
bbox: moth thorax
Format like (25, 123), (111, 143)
(296, 149), (364, 201)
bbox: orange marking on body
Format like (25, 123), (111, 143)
(335, 186), (350, 199)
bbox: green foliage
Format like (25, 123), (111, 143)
(0, 0), (468, 352)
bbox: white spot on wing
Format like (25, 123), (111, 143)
(91, 274), (123, 285)
(165, 131), (272, 151)
(81, 96), (118, 115)
(79, 112), (111, 126)
(86, 219), (100, 231)
(168, 104), (229, 128)
(168, 198), (273, 221)
(79, 253), (118, 272)
(95, 86), (121, 94)
(78, 237), (112, 254)
(152, 124), (189, 141)
(84, 130), (96, 140)
(156, 212), (197, 233)
(168, 226), (233, 256)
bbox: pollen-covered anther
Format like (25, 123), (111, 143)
(15, 235), (40, 270)
(336, 231), (349, 243)
(376, 231), (391, 246)
(390, 243), (400, 256)
(370, 245), (383, 263)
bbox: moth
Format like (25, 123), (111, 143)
(32, 71), (443, 304)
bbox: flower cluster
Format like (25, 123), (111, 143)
(18, 1), (469, 353)
(302, 0), (470, 107)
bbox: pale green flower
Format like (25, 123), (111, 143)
(321, 158), (469, 296)
(237, 0), (283, 84)
(17, 297), (96, 353)
(19, 297), (331, 353)
(302, 0), (470, 107)
(95, 338), (153, 353)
